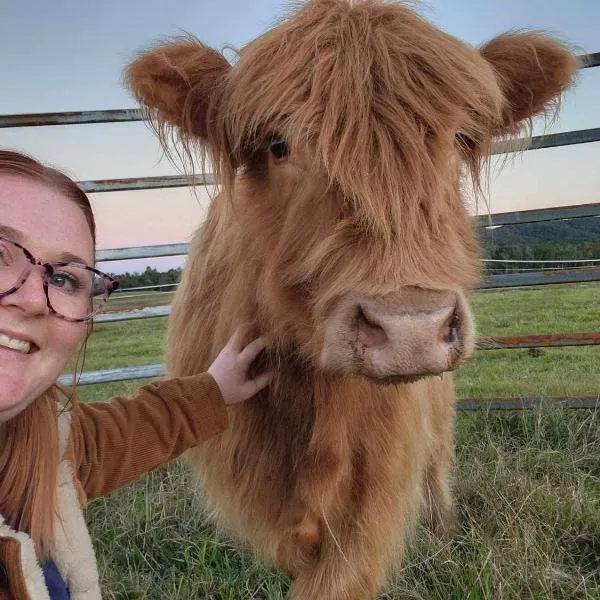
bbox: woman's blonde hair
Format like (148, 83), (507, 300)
(0, 149), (96, 557)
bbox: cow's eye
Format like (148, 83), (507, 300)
(455, 132), (476, 152)
(269, 136), (289, 159)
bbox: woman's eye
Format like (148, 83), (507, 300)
(50, 273), (78, 291)
(269, 136), (289, 159)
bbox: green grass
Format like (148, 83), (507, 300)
(456, 346), (600, 399)
(86, 408), (600, 599)
(456, 283), (600, 399)
(471, 283), (600, 336)
(76, 283), (600, 598)
(84, 318), (166, 371)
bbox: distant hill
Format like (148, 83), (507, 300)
(480, 216), (600, 248)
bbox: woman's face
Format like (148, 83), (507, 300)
(0, 175), (94, 422)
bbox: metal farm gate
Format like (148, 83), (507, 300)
(1, 52), (599, 411)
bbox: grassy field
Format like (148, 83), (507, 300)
(105, 290), (177, 311)
(77, 283), (599, 598)
(87, 408), (600, 599)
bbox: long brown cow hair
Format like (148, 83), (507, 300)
(125, 1), (579, 595)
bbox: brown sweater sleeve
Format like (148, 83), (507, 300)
(69, 373), (228, 501)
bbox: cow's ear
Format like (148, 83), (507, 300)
(124, 38), (231, 141)
(480, 32), (579, 135)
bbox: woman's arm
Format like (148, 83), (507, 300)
(69, 328), (272, 500)
(70, 372), (227, 500)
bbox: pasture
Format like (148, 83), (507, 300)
(78, 283), (600, 598)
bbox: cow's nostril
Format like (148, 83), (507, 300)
(444, 311), (460, 345)
(356, 307), (388, 348)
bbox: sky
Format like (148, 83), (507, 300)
(0, 0), (598, 273)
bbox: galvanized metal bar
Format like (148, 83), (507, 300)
(91, 197), (599, 264)
(1, 53), (597, 127)
(475, 201), (600, 227)
(0, 117), (595, 163)
(2, 54), (596, 129)
(57, 362), (600, 412)
(71, 129), (596, 191)
(580, 52), (600, 68)
(109, 290), (174, 301)
(480, 266), (600, 288)
(477, 332), (600, 349)
(0, 109), (144, 128)
(456, 397), (599, 410)
(482, 258), (600, 264)
(96, 243), (189, 262)
(97, 234), (600, 264)
(107, 269), (600, 303)
(93, 304), (600, 350)
(98, 201), (600, 261)
(114, 283), (178, 293)
(80, 174), (215, 194)
(2, 128), (594, 197)
(491, 127), (600, 155)
(58, 364), (164, 386)
(118, 273), (600, 295)
(74, 129), (599, 193)
(94, 305), (171, 323)
(96, 271), (600, 321)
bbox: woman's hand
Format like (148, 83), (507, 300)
(208, 326), (274, 405)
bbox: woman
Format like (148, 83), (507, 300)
(0, 149), (272, 599)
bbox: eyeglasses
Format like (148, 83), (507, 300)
(0, 235), (119, 322)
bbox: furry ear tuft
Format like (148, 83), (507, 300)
(124, 38), (231, 140)
(480, 32), (579, 135)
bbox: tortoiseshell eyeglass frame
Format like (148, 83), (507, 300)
(0, 234), (119, 322)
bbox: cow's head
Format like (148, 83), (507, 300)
(126, 0), (577, 382)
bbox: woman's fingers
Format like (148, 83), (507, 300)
(244, 370), (275, 397)
(238, 336), (268, 370)
(228, 323), (252, 353)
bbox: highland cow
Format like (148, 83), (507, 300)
(125, 1), (577, 597)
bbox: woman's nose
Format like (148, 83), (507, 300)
(0, 267), (49, 316)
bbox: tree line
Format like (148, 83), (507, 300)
(109, 218), (599, 284)
(480, 216), (600, 274)
(109, 267), (182, 290)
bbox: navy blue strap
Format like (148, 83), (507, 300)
(41, 560), (70, 599)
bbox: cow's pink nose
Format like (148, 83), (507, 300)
(356, 302), (461, 350)
(320, 287), (473, 382)
(356, 307), (389, 347)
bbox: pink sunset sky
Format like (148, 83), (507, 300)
(1, 0), (599, 273)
